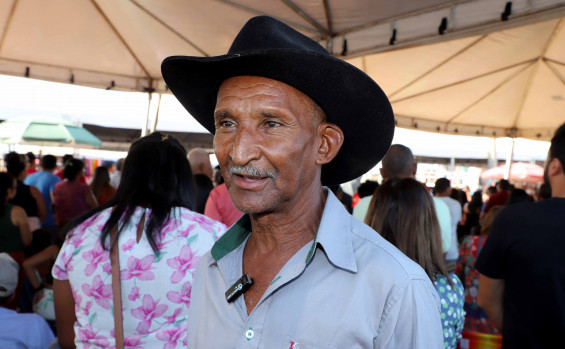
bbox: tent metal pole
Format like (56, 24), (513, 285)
(142, 92), (151, 137)
(150, 93), (162, 134)
(488, 137), (498, 169)
(504, 136), (517, 180)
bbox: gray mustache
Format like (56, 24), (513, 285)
(229, 166), (275, 179)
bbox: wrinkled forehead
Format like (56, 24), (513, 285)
(216, 75), (326, 124)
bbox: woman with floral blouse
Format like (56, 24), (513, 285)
(52, 133), (227, 348)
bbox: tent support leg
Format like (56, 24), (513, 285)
(142, 89), (161, 136)
(504, 137), (516, 180)
(488, 137), (497, 169)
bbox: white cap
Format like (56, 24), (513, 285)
(0, 253), (19, 297)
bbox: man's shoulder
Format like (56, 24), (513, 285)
(498, 199), (565, 223)
(23, 171), (41, 183)
(348, 217), (430, 280)
(438, 196), (459, 207)
(433, 196), (449, 209)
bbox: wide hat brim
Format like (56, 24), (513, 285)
(162, 29), (394, 186)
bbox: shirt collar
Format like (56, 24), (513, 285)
(210, 188), (358, 273)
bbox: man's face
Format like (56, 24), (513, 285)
(213, 76), (323, 214)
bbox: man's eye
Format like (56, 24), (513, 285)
(218, 120), (235, 128)
(265, 121), (280, 128)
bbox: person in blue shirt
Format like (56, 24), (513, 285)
(0, 253), (55, 348)
(24, 154), (60, 234)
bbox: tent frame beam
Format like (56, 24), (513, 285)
(90, 0), (151, 78)
(0, 0), (19, 53)
(214, 0), (317, 34)
(129, 0), (210, 57)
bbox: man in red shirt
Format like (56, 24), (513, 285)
(481, 179), (511, 216)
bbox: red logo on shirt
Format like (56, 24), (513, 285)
(289, 341), (296, 349)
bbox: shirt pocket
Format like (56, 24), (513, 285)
(284, 335), (337, 349)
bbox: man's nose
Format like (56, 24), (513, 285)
(230, 126), (261, 165)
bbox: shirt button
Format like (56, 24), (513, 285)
(245, 328), (254, 340)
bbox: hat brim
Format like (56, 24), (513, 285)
(162, 49), (394, 185)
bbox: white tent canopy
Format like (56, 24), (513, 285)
(0, 0), (564, 141)
(347, 15), (565, 141)
(0, 0), (563, 93)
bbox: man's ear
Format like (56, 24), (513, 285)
(548, 157), (563, 176)
(316, 123), (344, 165)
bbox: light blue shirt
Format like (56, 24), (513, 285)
(433, 197), (452, 253)
(24, 170), (60, 227)
(0, 307), (55, 348)
(186, 189), (443, 348)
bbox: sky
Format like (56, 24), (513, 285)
(0, 74), (551, 162)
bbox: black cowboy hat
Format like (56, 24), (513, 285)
(162, 16), (394, 185)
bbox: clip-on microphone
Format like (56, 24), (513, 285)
(225, 273), (254, 303)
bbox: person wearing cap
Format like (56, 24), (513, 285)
(162, 16), (443, 348)
(0, 253), (55, 347)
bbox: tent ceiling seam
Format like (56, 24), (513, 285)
(390, 59), (537, 103)
(322, 0), (333, 35)
(512, 19), (564, 128)
(544, 57), (565, 67)
(335, 0), (470, 37)
(544, 59), (565, 86)
(445, 62), (535, 125)
(214, 0), (318, 34)
(0, 56), (155, 81)
(90, 0), (151, 78)
(341, 4), (565, 59)
(0, 0), (19, 55)
(280, 0), (328, 36)
(129, 0), (209, 57)
(389, 35), (486, 98)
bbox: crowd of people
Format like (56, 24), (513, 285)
(1, 15), (564, 349)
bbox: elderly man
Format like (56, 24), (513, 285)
(163, 16), (442, 348)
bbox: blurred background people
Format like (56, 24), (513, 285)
(188, 148), (213, 179)
(89, 166), (116, 206)
(193, 173), (214, 214)
(0, 172), (31, 310)
(0, 172), (32, 255)
(4, 151), (47, 230)
(366, 178), (465, 349)
(458, 190), (482, 243)
(379, 144), (452, 254)
(52, 158), (97, 235)
(52, 132), (227, 348)
(25, 152), (37, 175)
(24, 155), (60, 235)
(456, 206), (503, 336)
(433, 178), (462, 272)
(481, 179), (510, 218)
(110, 158), (124, 189)
(352, 180), (379, 221)
(0, 253), (55, 348)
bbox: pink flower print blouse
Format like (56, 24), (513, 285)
(53, 206), (227, 348)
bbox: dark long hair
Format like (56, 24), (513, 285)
(62, 132), (195, 251)
(365, 178), (452, 285)
(0, 172), (14, 215)
(467, 190), (483, 214)
(193, 174), (213, 214)
(90, 166), (111, 199)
